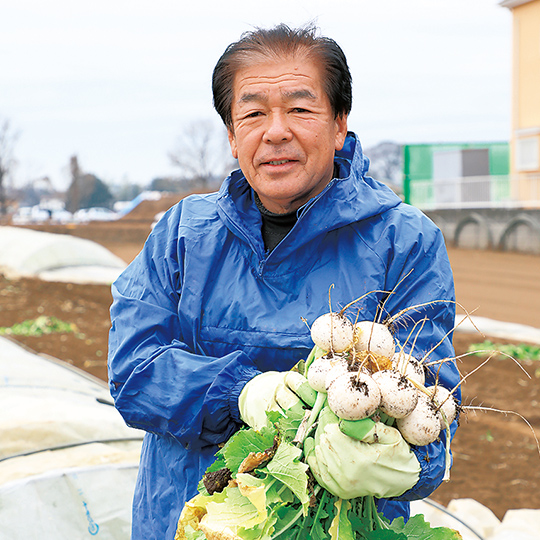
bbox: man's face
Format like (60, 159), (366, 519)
(227, 54), (348, 214)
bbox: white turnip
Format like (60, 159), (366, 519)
(353, 321), (395, 359)
(372, 369), (419, 419)
(392, 350), (425, 386)
(324, 359), (351, 391)
(310, 312), (354, 353)
(425, 385), (458, 426)
(327, 372), (381, 421)
(307, 353), (347, 393)
(396, 393), (441, 446)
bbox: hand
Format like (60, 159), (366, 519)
(304, 406), (421, 499)
(238, 371), (317, 431)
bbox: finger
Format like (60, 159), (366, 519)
(284, 371), (317, 407)
(274, 382), (301, 411)
(338, 417), (376, 441)
(366, 423), (404, 445)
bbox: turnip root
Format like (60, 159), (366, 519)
(396, 393), (441, 446)
(392, 350), (425, 386)
(353, 321), (395, 358)
(310, 313), (354, 353)
(372, 369), (419, 419)
(327, 372), (381, 421)
(355, 350), (393, 373)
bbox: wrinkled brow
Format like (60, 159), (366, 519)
(238, 89), (317, 104)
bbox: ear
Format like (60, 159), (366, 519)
(334, 114), (348, 152)
(227, 128), (238, 159)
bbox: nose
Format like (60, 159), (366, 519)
(263, 112), (292, 144)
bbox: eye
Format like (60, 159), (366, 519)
(245, 111), (263, 119)
(292, 107), (310, 113)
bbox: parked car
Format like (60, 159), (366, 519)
(11, 206), (51, 225)
(73, 207), (119, 223)
(50, 209), (73, 224)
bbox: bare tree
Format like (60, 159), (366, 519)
(364, 141), (403, 186)
(168, 120), (237, 190)
(0, 118), (19, 216)
(65, 155), (113, 213)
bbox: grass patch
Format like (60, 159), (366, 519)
(0, 316), (82, 338)
(468, 340), (540, 361)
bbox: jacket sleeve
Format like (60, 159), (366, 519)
(107, 207), (261, 450)
(378, 209), (461, 501)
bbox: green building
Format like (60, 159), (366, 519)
(403, 142), (510, 208)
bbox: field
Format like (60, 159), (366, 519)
(1, 215), (539, 519)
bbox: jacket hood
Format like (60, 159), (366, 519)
(216, 132), (402, 257)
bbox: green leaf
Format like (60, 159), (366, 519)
(389, 514), (463, 539)
(291, 359), (306, 376)
(309, 490), (332, 540)
(348, 510), (367, 534)
(328, 499), (354, 540)
(272, 505), (305, 539)
(368, 531), (407, 539)
(238, 510), (277, 540)
(182, 528), (207, 540)
(264, 476), (294, 506)
(222, 425), (277, 474)
(266, 441), (310, 510)
(203, 485), (264, 530)
(205, 447), (227, 473)
(274, 405), (306, 442)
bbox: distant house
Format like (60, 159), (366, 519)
(402, 142), (510, 209)
(501, 0), (540, 192)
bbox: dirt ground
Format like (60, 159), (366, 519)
(1, 217), (539, 520)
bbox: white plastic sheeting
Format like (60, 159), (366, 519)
(0, 464), (139, 540)
(0, 226), (126, 284)
(411, 498), (540, 540)
(0, 337), (143, 539)
(455, 314), (540, 345)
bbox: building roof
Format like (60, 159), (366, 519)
(500, 0), (536, 9)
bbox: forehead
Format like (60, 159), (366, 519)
(232, 54), (326, 102)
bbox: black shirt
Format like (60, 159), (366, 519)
(254, 193), (298, 253)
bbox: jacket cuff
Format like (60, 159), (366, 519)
(404, 445), (446, 500)
(397, 424), (454, 501)
(228, 367), (262, 423)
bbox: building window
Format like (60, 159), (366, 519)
(515, 136), (539, 171)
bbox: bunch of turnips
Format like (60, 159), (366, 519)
(175, 297), (466, 540)
(307, 310), (459, 447)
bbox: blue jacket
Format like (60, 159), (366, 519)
(108, 133), (460, 539)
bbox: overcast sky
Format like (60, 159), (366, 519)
(2, 0), (512, 191)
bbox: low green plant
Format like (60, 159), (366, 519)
(0, 315), (81, 337)
(468, 340), (540, 361)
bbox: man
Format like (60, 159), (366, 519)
(108, 24), (459, 539)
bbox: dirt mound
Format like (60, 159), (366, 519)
(119, 193), (187, 222)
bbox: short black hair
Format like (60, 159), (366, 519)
(212, 24), (353, 129)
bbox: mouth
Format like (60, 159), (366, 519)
(261, 158), (298, 167)
(267, 159), (292, 165)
